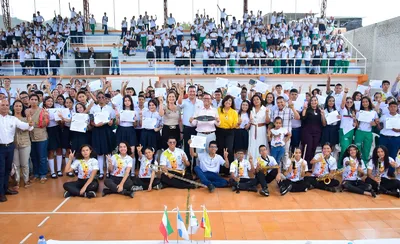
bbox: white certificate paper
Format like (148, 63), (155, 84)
(155, 88), (167, 98)
(356, 85), (369, 94)
(190, 135), (207, 149)
(369, 80), (382, 89)
(215, 77), (229, 88)
(55, 108), (71, 121)
(120, 110), (136, 122)
(354, 101), (361, 111)
(253, 81), (270, 93)
(70, 114), (89, 133)
(326, 110), (340, 125)
(111, 94), (123, 107)
(94, 111), (110, 124)
(142, 117), (157, 129)
(47, 108), (61, 121)
(386, 117), (400, 129)
(89, 79), (103, 91)
(358, 110), (375, 123)
(227, 85), (241, 98)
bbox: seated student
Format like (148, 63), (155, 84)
(63, 145), (99, 198)
(160, 137), (195, 189)
(132, 144), (162, 191)
(102, 142), (135, 198)
(254, 145), (290, 196)
(229, 150), (257, 192)
(341, 144), (376, 198)
(281, 147), (309, 193)
(190, 140), (229, 193)
(305, 142), (340, 192)
(366, 146), (400, 198)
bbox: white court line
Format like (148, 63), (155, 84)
(19, 233), (32, 243)
(52, 197), (70, 213)
(3, 207), (400, 215)
(37, 216), (50, 227)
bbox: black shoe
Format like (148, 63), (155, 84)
(280, 184), (292, 196)
(98, 173), (104, 180)
(0, 195), (7, 202)
(326, 187), (338, 193)
(111, 73), (115, 75)
(231, 185), (237, 192)
(106, 173), (110, 178)
(122, 190), (134, 198)
(371, 190), (377, 198)
(248, 186), (258, 192)
(5, 189), (18, 195)
(85, 191), (96, 199)
(67, 172), (74, 177)
(131, 186), (144, 192)
(51, 173), (57, 179)
(57, 171), (63, 177)
(63, 191), (71, 198)
(259, 187), (269, 197)
(207, 184), (215, 193)
(102, 188), (112, 197)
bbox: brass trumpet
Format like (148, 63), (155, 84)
(317, 169), (344, 185)
(149, 165), (207, 188)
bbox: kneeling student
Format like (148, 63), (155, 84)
(102, 142), (135, 198)
(281, 148), (309, 192)
(229, 149), (257, 192)
(254, 145), (291, 196)
(63, 145), (99, 198)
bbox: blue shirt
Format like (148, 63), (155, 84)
(110, 47), (119, 58)
(179, 98), (203, 127)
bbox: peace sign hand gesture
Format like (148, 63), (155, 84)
(223, 148), (229, 159)
(136, 144), (143, 153)
(68, 151), (75, 161)
(106, 154), (112, 165)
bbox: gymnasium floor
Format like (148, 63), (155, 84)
(2, 176), (400, 244)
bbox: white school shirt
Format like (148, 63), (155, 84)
(198, 152), (225, 174)
(367, 157), (397, 179)
(285, 158), (308, 182)
(0, 115), (32, 144)
(110, 154), (133, 177)
(139, 155), (158, 178)
(160, 148), (187, 171)
(256, 155), (279, 174)
(230, 159), (251, 179)
(303, 50), (312, 61)
(270, 127), (288, 147)
(342, 156), (366, 181)
(380, 113), (400, 137)
(356, 110), (378, 132)
(71, 158), (99, 179)
(311, 154), (337, 177)
(90, 104), (116, 119)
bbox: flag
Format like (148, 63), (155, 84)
(159, 207), (173, 242)
(200, 206), (212, 238)
(188, 205), (199, 235)
(177, 209), (189, 240)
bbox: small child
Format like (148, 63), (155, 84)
(229, 150), (257, 192)
(268, 117), (291, 164)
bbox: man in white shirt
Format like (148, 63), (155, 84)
(121, 17), (128, 39)
(167, 14), (176, 28)
(0, 99), (33, 202)
(102, 13), (109, 34)
(2, 78), (17, 105)
(89, 15), (96, 35)
(190, 140), (229, 192)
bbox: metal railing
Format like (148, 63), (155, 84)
(0, 57), (366, 76)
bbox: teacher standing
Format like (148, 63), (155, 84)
(0, 99), (33, 202)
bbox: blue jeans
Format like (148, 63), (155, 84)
(111, 57), (119, 74)
(203, 60), (208, 74)
(163, 46), (170, 60)
(194, 166), (228, 187)
(379, 135), (400, 160)
(31, 140), (48, 178)
(0, 144), (15, 195)
(271, 146), (285, 164)
(290, 127), (301, 152)
(305, 61), (311, 73)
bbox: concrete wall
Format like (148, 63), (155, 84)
(344, 16), (400, 81)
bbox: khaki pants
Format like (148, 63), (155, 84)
(13, 146), (31, 184)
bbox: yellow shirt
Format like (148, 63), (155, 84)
(218, 108), (238, 129)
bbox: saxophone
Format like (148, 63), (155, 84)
(317, 169), (344, 185)
(149, 165), (207, 188)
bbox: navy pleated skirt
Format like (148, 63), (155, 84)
(61, 126), (71, 149)
(234, 128), (249, 152)
(140, 129), (161, 152)
(70, 131), (89, 153)
(92, 125), (113, 155)
(47, 125), (61, 150)
(116, 126), (137, 147)
(321, 124), (340, 146)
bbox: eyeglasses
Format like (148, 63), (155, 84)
(20, 96), (28, 99)
(97, 96), (105, 99)
(168, 141), (176, 144)
(346, 101), (353, 104)
(209, 146), (218, 149)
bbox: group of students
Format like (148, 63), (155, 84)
(0, 73), (399, 201)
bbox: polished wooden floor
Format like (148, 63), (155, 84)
(2, 176), (400, 244)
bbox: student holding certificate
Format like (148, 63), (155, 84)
(115, 95), (137, 158)
(379, 101), (400, 160)
(355, 96), (379, 163)
(321, 96), (341, 159)
(139, 99), (163, 153)
(90, 92), (115, 180)
(70, 103), (90, 157)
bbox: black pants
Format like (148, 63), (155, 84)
(63, 179), (99, 196)
(162, 125), (180, 150)
(255, 169), (278, 189)
(183, 126), (197, 163)
(161, 172), (196, 189)
(342, 180), (372, 195)
(133, 177), (161, 189)
(279, 179), (308, 192)
(381, 177), (400, 194)
(288, 59), (294, 74)
(121, 27), (127, 39)
(155, 46), (162, 61)
(104, 175), (133, 193)
(304, 176), (339, 190)
(0, 144), (15, 196)
(216, 128), (234, 175)
(228, 178), (257, 190)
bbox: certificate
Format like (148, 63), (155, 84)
(142, 117), (157, 129)
(356, 85), (369, 94)
(55, 108), (71, 121)
(357, 110), (375, 123)
(131, 96), (139, 106)
(293, 98), (306, 111)
(94, 111), (110, 124)
(47, 108), (61, 121)
(120, 110), (136, 122)
(155, 88), (167, 98)
(215, 77), (229, 88)
(89, 79), (103, 91)
(253, 81), (270, 93)
(227, 85), (241, 98)
(190, 135), (207, 149)
(342, 117), (354, 135)
(369, 80), (382, 89)
(111, 94), (123, 107)
(317, 95), (326, 105)
(70, 114), (89, 133)
(354, 101), (361, 111)
(386, 117), (400, 129)
(326, 110), (340, 125)
(282, 82), (293, 90)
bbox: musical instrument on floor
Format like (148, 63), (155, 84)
(149, 165), (207, 188)
(316, 169), (344, 185)
(259, 165), (280, 175)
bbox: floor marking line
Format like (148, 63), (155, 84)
(37, 216), (50, 227)
(19, 233), (32, 243)
(3, 207), (400, 215)
(52, 197), (70, 213)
